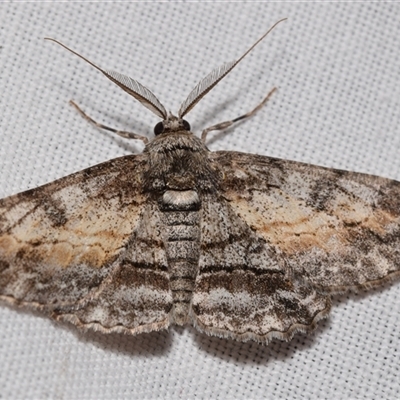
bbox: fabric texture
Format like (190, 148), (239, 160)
(0, 3), (399, 399)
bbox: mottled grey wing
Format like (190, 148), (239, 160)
(0, 155), (172, 334)
(210, 151), (400, 293)
(191, 193), (331, 344)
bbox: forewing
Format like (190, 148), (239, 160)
(211, 151), (400, 293)
(0, 155), (172, 334)
(191, 194), (330, 344)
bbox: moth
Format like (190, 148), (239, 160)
(1, 19), (400, 345)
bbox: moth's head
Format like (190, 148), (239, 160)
(153, 113), (191, 136)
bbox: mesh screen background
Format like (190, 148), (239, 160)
(0, 3), (399, 399)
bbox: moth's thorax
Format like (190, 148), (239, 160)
(143, 131), (221, 193)
(144, 129), (205, 154)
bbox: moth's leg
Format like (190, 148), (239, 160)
(70, 100), (149, 144)
(201, 87), (277, 142)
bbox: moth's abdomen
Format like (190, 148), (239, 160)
(160, 190), (201, 325)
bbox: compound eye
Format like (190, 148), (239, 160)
(182, 119), (191, 131)
(154, 121), (164, 136)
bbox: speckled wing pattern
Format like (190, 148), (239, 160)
(192, 193), (330, 343)
(190, 151), (400, 342)
(0, 155), (173, 334)
(214, 151), (400, 291)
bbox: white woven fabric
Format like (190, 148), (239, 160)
(1, 3), (399, 399)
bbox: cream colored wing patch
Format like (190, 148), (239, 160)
(212, 151), (400, 292)
(0, 155), (148, 309)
